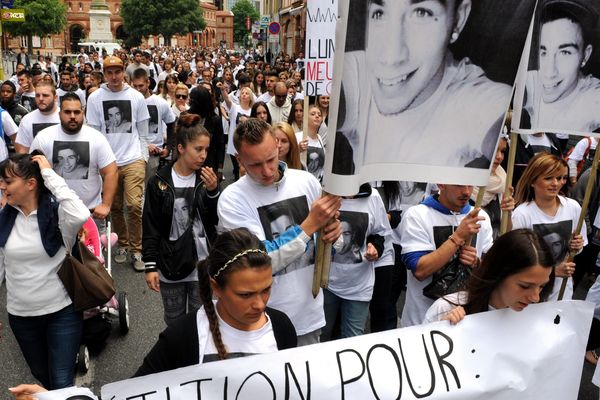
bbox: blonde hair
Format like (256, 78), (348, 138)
(273, 122), (302, 170)
(514, 152), (568, 205)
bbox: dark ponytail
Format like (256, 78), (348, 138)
(0, 151), (50, 197)
(197, 228), (271, 360)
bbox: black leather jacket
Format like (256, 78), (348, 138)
(142, 163), (219, 278)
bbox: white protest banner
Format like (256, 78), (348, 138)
(323, 0), (536, 196)
(304, 0), (337, 96)
(512, 0), (600, 138)
(101, 301), (592, 400)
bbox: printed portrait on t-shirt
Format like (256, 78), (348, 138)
(333, 211), (368, 264)
(533, 220), (571, 264)
(258, 195), (314, 274)
(147, 104), (159, 134)
(32, 123), (58, 138)
(433, 225), (479, 266)
(396, 181), (427, 211)
(102, 100), (133, 134)
(170, 187), (194, 240)
(21, 95), (37, 112)
(52, 141), (90, 180)
(307, 146), (325, 181)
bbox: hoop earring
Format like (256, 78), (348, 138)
(451, 31), (459, 43)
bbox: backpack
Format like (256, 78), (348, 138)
(565, 137), (593, 177)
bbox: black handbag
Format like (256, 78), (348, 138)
(157, 225), (198, 280)
(58, 241), (116, 311)
(422, 257), (472, 300)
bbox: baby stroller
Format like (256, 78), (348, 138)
(75, 219), (130, 374)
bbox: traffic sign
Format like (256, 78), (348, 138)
(269, 22), (280, 35)
(260, 16), (270, 28)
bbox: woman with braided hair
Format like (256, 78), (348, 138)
(134, 228), (297, 376)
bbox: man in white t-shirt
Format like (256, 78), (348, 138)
(131, 68), (176, 183)
(56, 70), (86, 109)
(15, 81), (60, 153)
(399, 184), (493, 327)
(17, 70), (36, 112)
(86, 55), (150, 271)
(256, 71), (279, 104)
(217, 118), (343, 346)
(30, 92), (118, 219)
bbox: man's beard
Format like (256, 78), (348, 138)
(61, 120), (83, 134)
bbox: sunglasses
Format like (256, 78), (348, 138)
(176, 94), (188, 99)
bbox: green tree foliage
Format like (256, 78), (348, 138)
(3, 0), (67, 54)
(231, 0), (259, 47)
(121, 0), (205, 47)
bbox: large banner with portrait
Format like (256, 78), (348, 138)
(323, 0), (536, 195)
(513, 0), (600, 137)
(100, 301), (592, 400)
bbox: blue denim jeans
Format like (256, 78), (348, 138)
(9, 304), (83, 389)
(321, 289), (370, 341)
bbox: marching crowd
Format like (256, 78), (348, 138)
(0, 42), (599, 397)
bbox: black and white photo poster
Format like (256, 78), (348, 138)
(52, 141), (90, 180)
(515, 0), (600, 136)
(324, 0), (535, 195)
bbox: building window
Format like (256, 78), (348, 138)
(68, 2), (72, 11)
(222, 17), (225, 23)
(79, 2), (83, 11)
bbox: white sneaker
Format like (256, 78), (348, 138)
(132, 252), (145, 272)
(114, 248), (128, 264)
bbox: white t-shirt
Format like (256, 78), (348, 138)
(29, 124), (115, 209)
(399, 202), (493, 327)
(201, 307), (277, 363)
(423, 291), (469, 324)
(1, 111), (18, 161)
(15, 109), (60, 149)
(328, 190), (393, 301)
(296, 132), (326, 181)
(86, 84), (150, 166)
(217, 167), (324, 335)
(226, 103), (252, 156)
(160, 170), (209, 283)
(512, 196), (587, 301)
(145, 94), (176, 147)
(20, 91), (36, 112)
(522, 134), (552, 155)
(256, 92), (273, 104)
(56, 87), (86, 109)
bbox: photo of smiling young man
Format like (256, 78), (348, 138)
(519, 0), (600, 135)
(330, 0), (534, 186)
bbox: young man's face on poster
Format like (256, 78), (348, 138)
(538, 18), (591, 104)
(365, 0), (468, 116)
